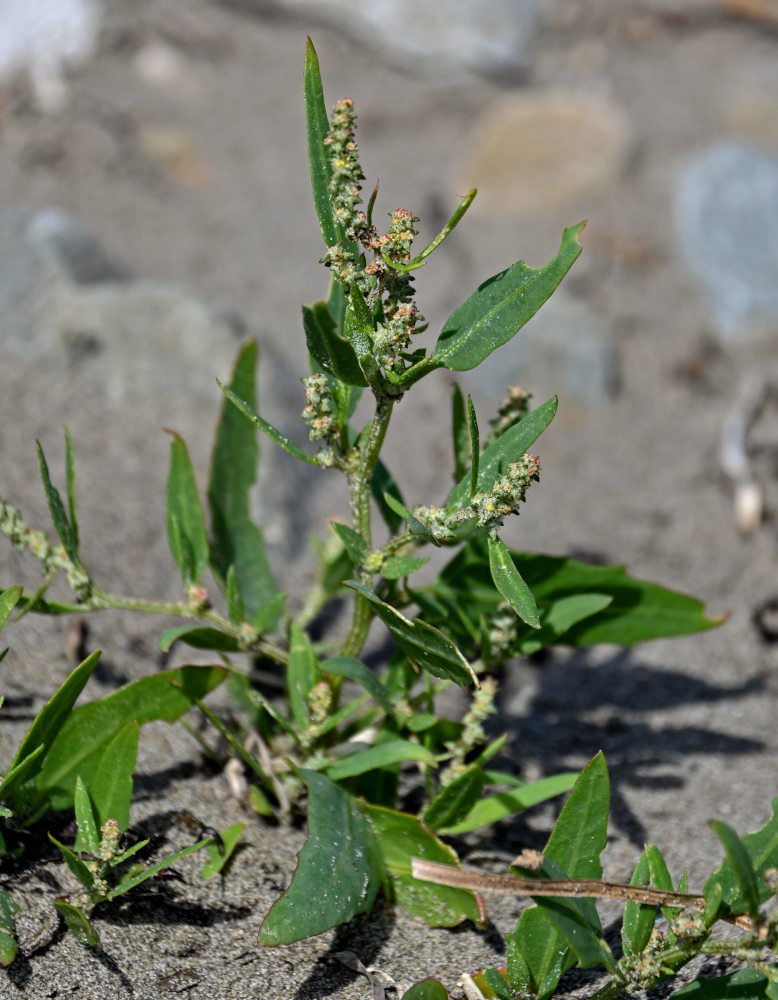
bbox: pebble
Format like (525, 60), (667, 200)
(273, 0), (540, 74)
(675, 142), (778, 341)
(456, 92), (631, 215)
(0, 207), (244, 405)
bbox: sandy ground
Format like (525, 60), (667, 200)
(2, 2), (778, 997)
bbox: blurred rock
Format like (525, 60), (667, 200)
(0, 0), (101, 112)
(0, 207), (244, 404)
(675, 142), (778, 342)
(457, 92), (631, 215)
(467, 291), (619, 407)
(271, 0), (540, 75)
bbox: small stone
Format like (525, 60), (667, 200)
(271, 0), (540, 75)
(456, 92), (631, 215)
(467, 291), (619, 407)
(675, 142), (778, 341)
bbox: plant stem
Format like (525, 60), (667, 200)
(72, 587), (289, 665)
(341, 395), (394, 657)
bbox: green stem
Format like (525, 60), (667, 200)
(76, 587), (289, 665)
(341, 395), (395, 657)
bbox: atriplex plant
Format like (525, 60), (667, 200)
(0, 37), (775, 996)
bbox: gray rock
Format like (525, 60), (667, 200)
(675, 142), (778, 341)
(273, 0), (540, 75)
(466, 290), (619, 406)
(0, 207), (245, 405)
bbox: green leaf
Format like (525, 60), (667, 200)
(451, 384), (468, 484)
(258, 769), (384, 945)
(304, 37), (342, 249)
(157, 625), (240, 653)
(488, 534), (540, 629)
(439, 772), (578, 835)
(417, 539), (723, 657)
(402, 980), (449, 1000)
(709, 819), (764, 923)
(201, 822), (245, 881)
(383, 189), (477, 273)
(49, 833), (94, 887)
(327, 739), (436, 781)
(646, 843), (684, 923)
(52, 899), (99, 946)
(225, 565), (244, 623)
(447, 397), (557, 511)
(36, 441), (78, 563)
(303, 302), (367, 386)
(508, 753), (609, 999)
(34, 665), (226, 811)
(381, 555), (429, 580)
(330, 521), (367, 563)
(517, 594), (613, 655)
(108, 840), (210, 899)
(467, 395), (480, 500)
(287, 625), (321, 731)
(0, 889), (19, 966)
(423, 765), (484, 832)
(673, 968), (774, 1000)
(0, 586), (22, 632)
(88, 721), (139, 834)
(345, 581), (477, 688)
(705, 796), (778, 917)
(218, 381), (317, 465)
(165, 431), (209, 585)
(531, 894), (616, 972)
(480, 967), (512, 1000)
(209, 341), (280, 620)
(383, 492), (440, 546)
(432, 222), (585, 371)
(621, 850), (655, 957)
(372, 457), (405, 533)
(344, 284), (378, 381)
(73, 776), (100, 854)
(0, 651), (101, 804)
(321, 656), (395, 716)
(361, 802), (484, 928)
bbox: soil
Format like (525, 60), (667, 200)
(1, 2), (778, 998)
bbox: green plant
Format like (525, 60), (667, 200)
(0, 37), (753, 988)
(0, 586), (223, 961)
(410, 754), (778, 1000)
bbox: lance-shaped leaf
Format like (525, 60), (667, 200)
(304, 301), (367, 386)
(381, 555), (429, 580)
(451, 383), (469, 484)
(0, 586), (22, 632)
(330, 522), (367, 563)
(304, 37), (342, 248)
(362, 802), (485, 928)
(508, 753), (609, 999)
(447, 397), (557, 511)
(327, 739), (437, 781)
(673, 968), (775, 1000)
(621, 850), (655, 957)
(402, 981), (449, 1000)
(706, 802), (778, 919)
(52, 899), (99, 946)
(0, 651), (101, 804)
(88, 721), (139, 834)
(321, 656), (395, 716)
(166, 431), (209, 585)
(287, 625), (321, 732)
(423, 764), (485, 832)
(0, 889), (19, 966)
(209, 341), (280, 619)
(258, 769), (385, 945)
(157, 624), (241, 653)
(488, 534), (540, 629)
(344, 284), (378, 382)
(432, 222), (585, 371)
(37, 440), (78, 564)
(438, 771), (578, 836)
(34, 666), (226, 811)
(218, 381), (318, 466)
(345, 581), (478, 688)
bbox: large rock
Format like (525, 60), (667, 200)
(268, 0), (540, 75)
(0, 207), (245, 405)
(675, 142), (778, 341)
